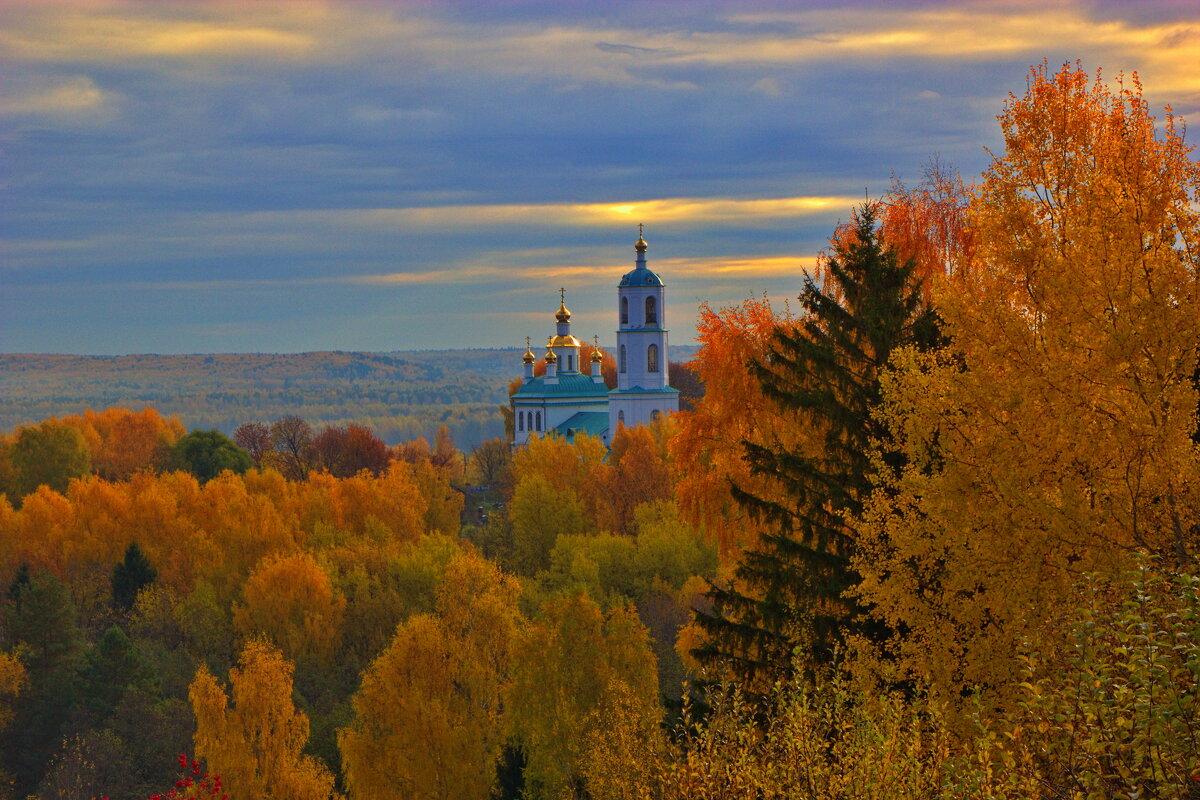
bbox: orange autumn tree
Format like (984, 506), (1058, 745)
(669, 296), (795, 559)
(856, 62), (1200, 701)
(65, 407), (186, 481)
(879, 159), (974, 288)
(233, 551), (347, 664)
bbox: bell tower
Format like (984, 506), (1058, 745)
(607, 226), (678, 441)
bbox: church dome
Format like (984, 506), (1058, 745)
(619, 267), (664, 287)
(620, 227), (664, 286)
(555, 300), (571, 323)
(550, 334), (582, 348)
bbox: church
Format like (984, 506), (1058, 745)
(511, 229), (680, 447)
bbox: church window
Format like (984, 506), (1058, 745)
(567, 354), (573, 371)
(645, 296), (657, 324)
(620, 296), (628, 324)
(647, 343), (659, 373)
(618, 410), (625, 425)
(536, 412), (541, 431)
(518, 411), (524, 431)
(651, 410), (661, 421)
(619, 345), (627, 373)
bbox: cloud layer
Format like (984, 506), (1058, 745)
(2, 0), (1197, 353)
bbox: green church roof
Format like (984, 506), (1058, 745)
(512, 373), (609, 399)
(554, 411), (609, 441)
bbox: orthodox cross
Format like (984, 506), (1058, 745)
(593, 334), (599, 350)
(638, 223), (644, 238)
(525, 336), (531, 349)
(559, 287), (566, 304)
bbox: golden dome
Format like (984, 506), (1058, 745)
(544, 339), (558, 363)
(555, 300), (571, 323)
(634, 223), (648, 254)
(590, 347), (603, 363)
(550, 334), (582, 348)
(522, 347), (535, 365)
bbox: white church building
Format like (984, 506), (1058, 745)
(511, 229), (680, 447)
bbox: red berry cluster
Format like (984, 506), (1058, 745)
(142, 753), (226, 800)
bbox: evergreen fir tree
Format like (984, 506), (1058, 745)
(694, 203), (940, 689)
(111, 542), (157, 610)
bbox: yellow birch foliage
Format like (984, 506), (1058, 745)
(189, 639), (336, 800)
(0, 462), (429, 608)
(339, 551), (521, 800)
(506, 595), (659, 799)
(0, 650), (26, 731)
(233, 551), (346, 663)
(511, 432), (608, 527)
(856, 62), (1200, 699)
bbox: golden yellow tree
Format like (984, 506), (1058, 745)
(189, 639), (336, 800)
(339, 551), (522, 800)
(233, 551), (346, 663)
(856, 62), (1200, 699)
(506, 595), (660, 799)
(0, 651), (26, 731)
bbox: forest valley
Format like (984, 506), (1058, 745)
(1, 62), (1199, 800)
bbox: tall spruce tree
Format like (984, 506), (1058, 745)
(694, 203), (939, 688)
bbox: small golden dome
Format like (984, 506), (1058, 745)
(522, 348), (535, 365)
(555, 301), (571, 323)
(590, 348), (603, 363)
(550, 334), (582, 348)
(544, 339), (558, 364)
(634, 223), (648, 254)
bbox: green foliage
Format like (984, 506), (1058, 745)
(80, 625), (153, 722)
(509, 474), (588, 575)
(0, 570), (86, 795)
(112, 542), (158, 610)
(542, 501), (716, 604)
(7, 420), (91, 501)
(170, 429), (252, 482)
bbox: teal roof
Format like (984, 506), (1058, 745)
(555, 412), (609, 441)
(512, 373), (609, 399)
(610, 385), (680, 395)
(619, 265), (664, 287)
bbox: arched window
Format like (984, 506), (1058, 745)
(536, 412), (541, 431)
(518, 411), (524, 431)
(618, 410), (625, 425)
(645, 296), (657, 325)
(620, 296), (628, 325)
(619, 344), (627, 373)
(647, 343), (659, 373)
(566, 354), (573, 372)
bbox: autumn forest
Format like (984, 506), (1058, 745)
(2, 63), (1199, 799)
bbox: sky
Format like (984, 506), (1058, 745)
(2, 0), (1198, 355)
